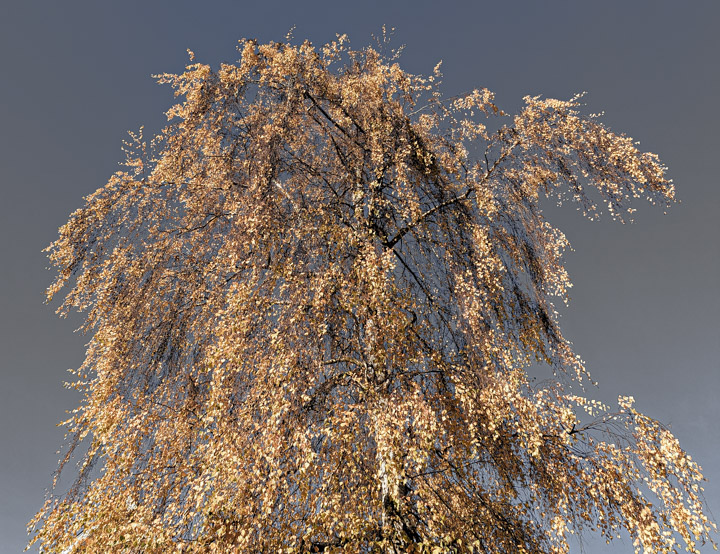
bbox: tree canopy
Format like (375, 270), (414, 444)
(31, 35), (716, 553)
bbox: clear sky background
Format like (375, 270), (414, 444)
(1, 1), (718, 552)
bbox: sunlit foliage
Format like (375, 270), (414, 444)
(30, 34), (716, 553)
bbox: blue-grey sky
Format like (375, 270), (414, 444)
(1, 2), (718, 552)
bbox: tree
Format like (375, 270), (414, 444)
(30, 35), (716, 553)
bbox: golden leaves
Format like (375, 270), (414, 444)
(31, 34), (715, 554)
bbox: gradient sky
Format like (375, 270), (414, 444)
(1, 2), (718, 552)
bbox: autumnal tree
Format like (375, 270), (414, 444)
(31, 35), (716, 553)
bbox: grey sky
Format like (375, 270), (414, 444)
(1, 2), (718, 552)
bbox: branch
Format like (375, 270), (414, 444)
(385, 139), (521, 249)
(385, 185), (474, 248)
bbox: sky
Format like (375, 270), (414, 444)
(1, 1), (718, 552)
